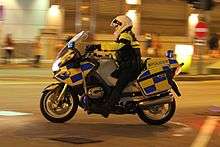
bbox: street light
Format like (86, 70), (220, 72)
(47, 4), (62, 29)
(48, 5), (60, 17)
(125, 0), (141, 36)
(188, 13), (199, 38)
(126, 10), (137, 23)
(126, 0), (141, 5)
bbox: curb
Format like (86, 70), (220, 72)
(1, 75), (220, 82)
(175, 75), (220, 81)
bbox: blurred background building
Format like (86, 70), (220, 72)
(0, 0), (220, 60)
(0, 0), (49, 59)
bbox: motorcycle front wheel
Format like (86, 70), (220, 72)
(137, 99), (176, 125)
(40, 84), (79, 123)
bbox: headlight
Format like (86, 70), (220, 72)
(52, 58), (61, 72)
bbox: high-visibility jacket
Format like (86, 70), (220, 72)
(113, 30), (142, 73)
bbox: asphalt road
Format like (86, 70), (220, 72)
(0, 78), (220, 147)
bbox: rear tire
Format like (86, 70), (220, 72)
(137, 99), (176, 125)
(40, 85), (79, 123)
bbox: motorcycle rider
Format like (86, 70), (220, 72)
(100, 15), (142, 117)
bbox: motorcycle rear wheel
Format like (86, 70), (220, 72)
(137, 99), (176, 125)
(40, 85), (78, 123)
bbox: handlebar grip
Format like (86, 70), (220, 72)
(180, 63), (184, 67)
(86, 44), (101, 52)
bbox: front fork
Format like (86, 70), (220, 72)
(57, 84), (68, 104)
(54, 74), (88, 108)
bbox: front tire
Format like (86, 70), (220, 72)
(137, 99), (176, 125)
(40, 85), (79, 123)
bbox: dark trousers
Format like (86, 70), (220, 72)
(5, 49), (13, 63)
(108, 69), (137, 106)
(33, 55), (41, 65)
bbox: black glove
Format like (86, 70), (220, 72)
(86, 44), (101, 52)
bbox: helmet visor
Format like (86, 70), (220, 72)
(110, 19), (122, 28)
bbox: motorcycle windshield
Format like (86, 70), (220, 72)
(56, 31), (88, 59)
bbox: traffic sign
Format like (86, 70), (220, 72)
(195, 21), (208, 39)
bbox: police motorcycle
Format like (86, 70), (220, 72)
(40, 31), (183, 125)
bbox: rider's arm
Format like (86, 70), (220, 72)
(96, 33), (132, 58)
(101, 32), (132, 51)
(114, 32), (133, 62)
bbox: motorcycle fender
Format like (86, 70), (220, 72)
(42, 83), (61, 94)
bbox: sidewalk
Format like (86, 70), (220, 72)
(0, 58), (220, 81)
(0, 59), (52, 79)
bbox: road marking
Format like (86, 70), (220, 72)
(0, 82), (51, 85)
(0, 111), (32, 116)
(191, 116), (219, 147)
(170, 121), (192, 137)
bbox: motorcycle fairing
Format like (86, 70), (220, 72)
(54, 62), (95, 86)
(55, 66), (83, 86)
(137, 65), (171, 96)
(59, 50), (76, 65)
(42, 83), (61, 93)
(81, 62), (96, 76)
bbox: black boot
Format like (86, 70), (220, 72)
(100, 103), (111, 118)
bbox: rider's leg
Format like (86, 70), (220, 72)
(107, 71), (134, 108)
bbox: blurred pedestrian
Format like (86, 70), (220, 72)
(145, 33), (152, 48)
(152, 33), (161, 57)
(208, 33), (219, 58)
(3, 33), (15, 64)
(145, 33), (161, 57)
(33, 36), (43, 67)
(144, 33), (153, 56)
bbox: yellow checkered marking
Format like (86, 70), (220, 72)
(155, 79), (171, 91)
(149, 66), (164, 75)
(67, 68), (83, 86)
(139, 78), (154, 88)
(71, 79), (83, 86)
(138, 58), (179, 96)
(139, 72), (171, 96)
(65, 78), (74, 85)
(68, 67), (82, 75)
(55, 66), (83, 86)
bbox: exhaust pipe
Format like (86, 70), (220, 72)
(138, 95), (173, 109)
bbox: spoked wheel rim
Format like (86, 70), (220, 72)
(44, 90), (74, 118)
(142, 103), (172, 120)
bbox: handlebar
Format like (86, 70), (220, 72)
(85, 44), (101, 52)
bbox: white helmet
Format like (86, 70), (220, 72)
(110, 15), (133, 38)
